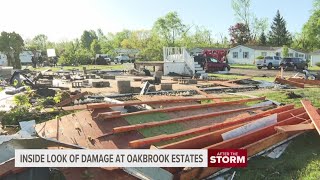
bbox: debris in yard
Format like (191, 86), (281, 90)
(263, 141), (291, 159)
(286, 91), (302, 99)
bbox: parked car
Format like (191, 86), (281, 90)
(114, 54), (134, 64)
(280, 58), (308, 71)
(203, 57), (230, 72)
(256, 56), (282, 70)
(95, 54), (111, 65)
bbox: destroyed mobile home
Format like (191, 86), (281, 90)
(1, 50), (320, 180)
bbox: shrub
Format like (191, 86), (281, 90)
(256, 56), (264, 59)
(316, 62), (320, 67)
(13, 94), (30, 106)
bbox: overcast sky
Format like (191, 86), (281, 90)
(0, 0), (313, 42)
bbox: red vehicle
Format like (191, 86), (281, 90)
(194, 49), (230, 72)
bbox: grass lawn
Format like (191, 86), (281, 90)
(231, 64), (256, 69)
(24, 64), (126, 72)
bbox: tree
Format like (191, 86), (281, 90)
(229, 23), (251, 45)
(0, 31), (24, 69)
(300, 3), (320, 51)
(268, 10), (292, 46)
(90, 39), (101, 55)
(259, 32), (267, 45)
(153, 11), (186, 46)
(28, 34), (48, 51)
(282, 45), (289, 58)
(80, 30), (98, 49)
(231, 0), (268, 40)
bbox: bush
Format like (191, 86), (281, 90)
(14, 94), (30, 106)
(256, 56), (264, 59)
(316, 62), (320, 67)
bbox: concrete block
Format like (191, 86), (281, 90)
(160, 83), (172, 91)
(92, 81), (110, 87)
(117, 80), (131, 94)
(102, 74), (116, 79)
(132, 87), (142, 93)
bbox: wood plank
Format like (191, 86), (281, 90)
(288, 78), (320, 86)
(275, 123), (314, 133)
(113, 105), (271, 134)
(301, 100), (320, 135)
(204, 112), (308, 149)
(128, 105), (295, 148)
(98, 97), (265, 120)
(275, 77), (304, 88)
(86, 97), (233, 109)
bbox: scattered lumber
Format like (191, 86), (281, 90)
(95, 97), (266, 120)
(275, 77), (304, 88)
(288, 78), (320, 86)
(112, 104), (272, 134)
(275, 123), (314, 133)
(87, 97), (233, 109)
(159, 107), (303, 149)
(129, 105), (294, 148)
(56, 91), (88, 107)
(301, 99), (320, 135)
(204, 112), (309, 149)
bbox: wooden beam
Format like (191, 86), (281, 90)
(113, 105), (271, 134)
(301, 100), (320, 135)
(96, 97), (266, 120)
(275, 123), (314, 133)
(175, 119), (310, 180)
(275, 77), (304, 88)
(128, 105), (295, 148)
(87, 96), (235, 109)
(288, 78), (320, 86)
(56, 91), (88, 107)
(204, 112), (308, 149)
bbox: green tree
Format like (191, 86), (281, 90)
(90, 39), (101, 55)
(259, 32), (267, 45)
(80, 30), (98, 49)
(153, 11), (186, 46)
(0, 31), (24, 69)
(282, 45), (289, 58)
(231, 0), (268, 40)
(268, 10), (292, 46)
(300, 4), (320, 51)
(26, 34), (48, 51)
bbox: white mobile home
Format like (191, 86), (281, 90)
(310, 50), (320, 67)
(227, 45), (306, 64)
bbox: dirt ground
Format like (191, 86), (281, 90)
(230, 67), (300, 77)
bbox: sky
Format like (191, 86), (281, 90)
(0, 0), (314, 42)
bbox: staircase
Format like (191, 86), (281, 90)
(163, 47), (206, 77)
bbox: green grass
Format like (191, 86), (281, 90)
(308, 66), (320, 71)
(252, 88), (320, 108)
(124, 112), (185, 138)
(231, 64), (256, 69)
(24, 64), (125, 72)
(235, 131), (320, 180)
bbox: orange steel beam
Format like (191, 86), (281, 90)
(129, 105), (294, 148)
(204, 112), (308, 149)
(56, 91), (88, 107)
(275, 77), (304, 88)
(288, 78), (320, 86)
(96, 97), (266, 120)
(113, 104), (271, 134)
(275, 123), (314, 133)
(158, 107), (303, 149)
(301, 99), (320, 135)
(87, 96), (236, 109)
